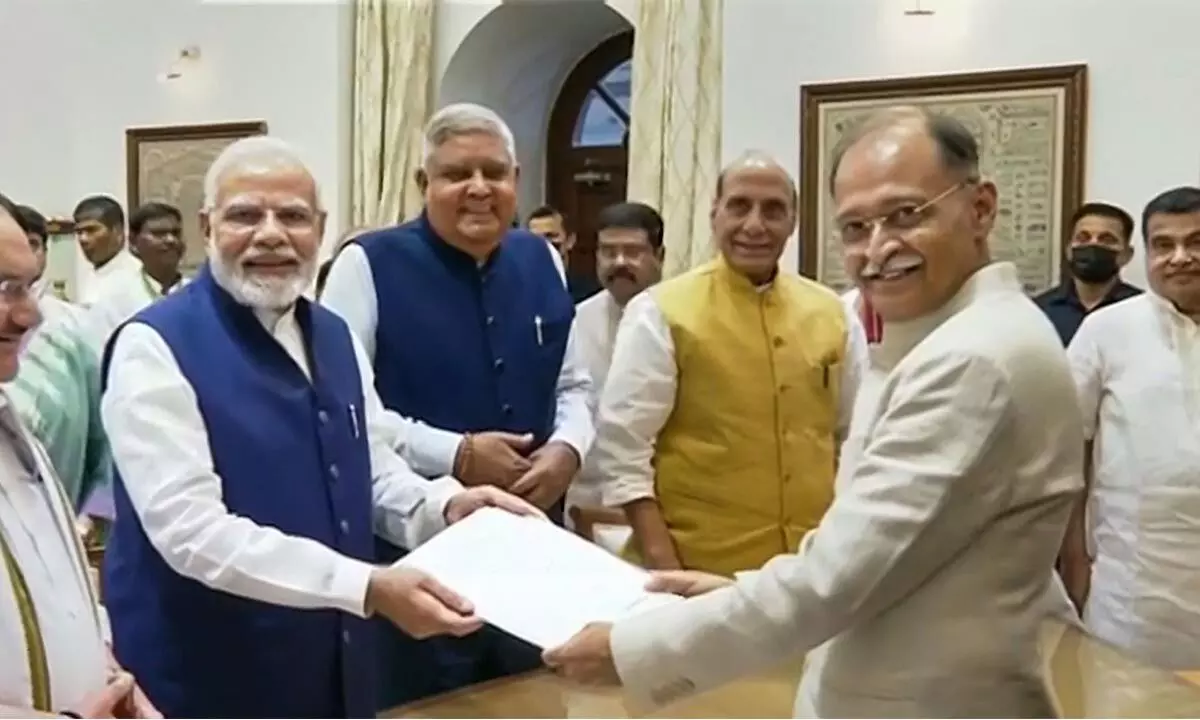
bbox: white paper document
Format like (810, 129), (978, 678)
(398, 507), (682, 649)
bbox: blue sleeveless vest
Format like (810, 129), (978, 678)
(355, 215), (573, 450)
(102, 266), (377, 718)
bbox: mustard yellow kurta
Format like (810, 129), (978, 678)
(629, 257), (846, 577)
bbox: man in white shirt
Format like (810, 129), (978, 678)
(546, 107), (1083, 717)
(87, 201), (187, 351)
(0, 192), (156, 718)
(592, 153), (865, 577)
(72, 195), (140, 307)
(567, 201), (664, 550)
(99, 136), (539, 718)
(1062, 185), (1200, 673)
(322, 102), (594, 706)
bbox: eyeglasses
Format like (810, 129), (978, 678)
(835, 179), (974, 246)
(0, 278), (35, 304)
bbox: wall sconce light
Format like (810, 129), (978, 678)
(159, 45), (202, 82)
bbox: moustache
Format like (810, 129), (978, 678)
(606, 268), (636, 282)
(860, 253), (924, 280)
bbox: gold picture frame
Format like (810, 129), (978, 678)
(126, 121), (268, 274)
(799, 65), (1088, 294)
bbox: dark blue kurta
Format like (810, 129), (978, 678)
(354, 214), (573, 706)
(103, 266), (378, 718)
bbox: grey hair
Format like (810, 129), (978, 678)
(715, 150), (799, 207)
(422, 103), (517, 167)
(827, 106), (981, 194)
(203, 136), (323, 211)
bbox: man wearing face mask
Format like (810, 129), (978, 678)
(1034, 202), (1141, 345)
(566, 201), (664, 551)
(589, 151), (866, 577)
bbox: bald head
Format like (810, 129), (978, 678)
(716, 151), (798, 206)
(829, 106), (980, 195)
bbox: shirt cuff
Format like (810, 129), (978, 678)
(549, 426), (591, 464)
(408, 475), (464, 546)
(603, 476), (656, 508)
(330, 557), (377, 618)
(406, 423), (464, 478)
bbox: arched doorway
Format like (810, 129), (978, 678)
(547, 30), (633, 288)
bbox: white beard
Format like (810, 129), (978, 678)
(208, 243), (315, 311)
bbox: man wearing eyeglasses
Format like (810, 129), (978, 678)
(587, 151), (866, 578)
(1062, 186), (1200, 688)
(545, 108), (1082, 718)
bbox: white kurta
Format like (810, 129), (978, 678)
(1069, 293), (1200, 670)
(564, 290), (631, 552)
(101, 307), (463, 616)
(77, 249), (141, 308)
(85, 271), (187, 354)
(593, 289), (866, 509)
(607, 263), (1083, 717)
(0, 393), (107, 712)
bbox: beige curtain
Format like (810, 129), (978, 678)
(626, 0), (723, 279)
(350, 0), (435, 229)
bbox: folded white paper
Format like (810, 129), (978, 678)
(398, 507), (682, 649)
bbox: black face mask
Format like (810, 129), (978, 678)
(1068, 244), (1121, 284)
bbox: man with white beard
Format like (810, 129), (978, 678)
(98, 137), (541, 718)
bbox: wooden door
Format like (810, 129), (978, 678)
(547, 32), (633, 291)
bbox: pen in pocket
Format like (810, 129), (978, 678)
(349, 404), (360, 439)
(535, 315), (544, 346)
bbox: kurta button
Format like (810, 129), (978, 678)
(486, 315), (495, 326)
(342, 630), (351, 645)
(493, 357), (504, 372)
(779, 384), (790, 393)
(502, 404), (513, 415)
(340, 520), (349, 534)
(329, 464), (340, 479)
(772, 336), (784, 348)
(318, 410), (329, 424)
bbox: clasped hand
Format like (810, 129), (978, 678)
(542, 570), (733, 686)
(456, 433), (579, 510)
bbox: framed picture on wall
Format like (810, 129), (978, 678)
(798, 64), (1088, 295)
(126, 120), (268, 275)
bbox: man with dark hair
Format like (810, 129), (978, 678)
(526, 205), (601, 302)
(83, 201), (187, 523)
(1061, 185), (1200, 678)
(1034, 202), (1142, 344)
(88, 201), (186, 349)
(73, 195), (139, 306)
(567, 201), (664, 549)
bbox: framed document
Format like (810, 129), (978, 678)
(126, 121), (268, 274)
(799, 65), (1088, 294)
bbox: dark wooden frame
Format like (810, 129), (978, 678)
(125, 120), (268, 212)
(798, 64), (1089, 282)
(546, 30), (634, 214)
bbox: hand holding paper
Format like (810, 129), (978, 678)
(365, 566), (483, 639)
(399, 507), (683, 650)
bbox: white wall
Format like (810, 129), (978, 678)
(6, 0), (1194, 291)
(724, 0), (1200, 287)
(0, 0), (352, 249)
(437, 0), (633, 216)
